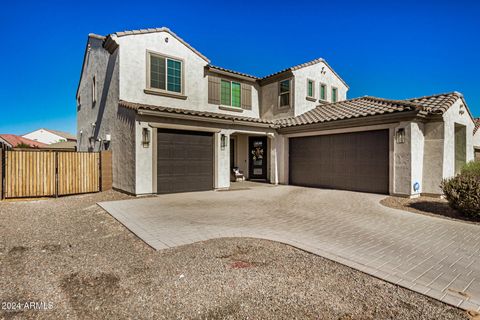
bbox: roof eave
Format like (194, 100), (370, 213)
(277, 110), (422, 134)
(136, 108), (275, 128)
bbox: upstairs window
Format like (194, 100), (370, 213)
(92, 75), (97, 107)
(331, 87), (338, 103)
(279, 79), (291, 107)
(149, 52), (183, 94)
(307, 79), (315, 98)
(220, 80), (241, 107)
(320, 83), (327, 100)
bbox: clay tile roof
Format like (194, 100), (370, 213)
(277, 96), (421, 128)
(406, 92), (463, 114)
(119, 100), (274, 125)
(474, 118), (480, 134)
(0, 134), (48, 148)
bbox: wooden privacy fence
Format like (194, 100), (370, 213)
(0, 149), (112, 199)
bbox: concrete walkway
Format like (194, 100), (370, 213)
(99, 184), (480, 311)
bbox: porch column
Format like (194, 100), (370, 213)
(214, 130), (231, 189)
(268, 133), (279, 185)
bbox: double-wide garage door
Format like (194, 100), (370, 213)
(157, 129), (214, 194)
(289, 130), (389, 194)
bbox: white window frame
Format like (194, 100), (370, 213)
(278, 79), (292, 108)
(331, 86), (338, 103)
(146, 50), (185, 96)
(319, 83), (327, 101)
(306, 79), (315, 98)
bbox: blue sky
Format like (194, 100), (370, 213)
(0, 0), (479, 135)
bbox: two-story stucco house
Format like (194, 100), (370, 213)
(76, 27), (475, 197)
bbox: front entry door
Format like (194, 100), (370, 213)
(249, 136), (267, 180)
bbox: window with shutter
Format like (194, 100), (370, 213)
(208, 76), (221, 104)
(241, 83), (252, 110)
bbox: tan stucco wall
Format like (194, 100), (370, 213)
(259, 80), (295, 120)
(77, 37), (136, 194)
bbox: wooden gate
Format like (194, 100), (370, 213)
(2, 150), (102, 199)
(57, 152), (100, 195)
(4, 151), (56, 198)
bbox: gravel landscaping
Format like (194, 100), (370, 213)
(0, 191), (471, 319)
(381, 196), (480, 224)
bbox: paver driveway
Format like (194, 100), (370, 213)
(99, 184), (480, 311)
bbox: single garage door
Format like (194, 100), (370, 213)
(157, 129), (214, 194)
(289, 130), (389, 194)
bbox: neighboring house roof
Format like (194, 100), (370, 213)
(119, 100), (274, 125)
(276, 96), (422, 127)
(260, 58), (350, 89)
(43, 129), (77, 141)
(277, 92), (467, 128)
(41, 140), (77, 150)
(23, 128), (77, 141)
(0, 134), (47, 148)
(474, 118), (480, 134)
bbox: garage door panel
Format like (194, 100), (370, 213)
(157, 129), (213, 194)
(289, 130), (389, 194)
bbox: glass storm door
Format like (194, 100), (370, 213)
(248, 136), (267, 180)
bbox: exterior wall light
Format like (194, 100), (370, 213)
(220, 134), (227, 150)
(395, 128), (405, 144)
(142, 128), (150, 148)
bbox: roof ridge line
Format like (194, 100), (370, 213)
(406, 91), (462, 101)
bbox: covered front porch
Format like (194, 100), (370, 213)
(216, 129), (286, 190)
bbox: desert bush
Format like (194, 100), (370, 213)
(461, 161), (480, 176)
(441, 162), (480, 217)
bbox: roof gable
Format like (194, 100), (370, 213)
(112, 27), (210, 63)
(260, 58), (349, 88)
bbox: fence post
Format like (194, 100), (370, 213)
(55, 151), (59, 198)
(100, 150), (112, 191)
(0, 148), (3, 200)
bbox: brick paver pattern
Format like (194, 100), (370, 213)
(99, 185), (480, 311)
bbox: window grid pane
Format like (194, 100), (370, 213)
(308, 81), (313, 97)
(280, 80), (290, 93)
(280, 93), (290, 106)
(221, 80), (231, 105)
(167, 59), (182, 93)
(150, 56), (166, 89)
(231, 82), (241, 107)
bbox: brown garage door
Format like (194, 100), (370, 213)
(157, 129), (214, 194)
(289, 130), (389, 194)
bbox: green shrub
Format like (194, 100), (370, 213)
(461, 161), (480, 176)
(441, 164), (480, 217)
